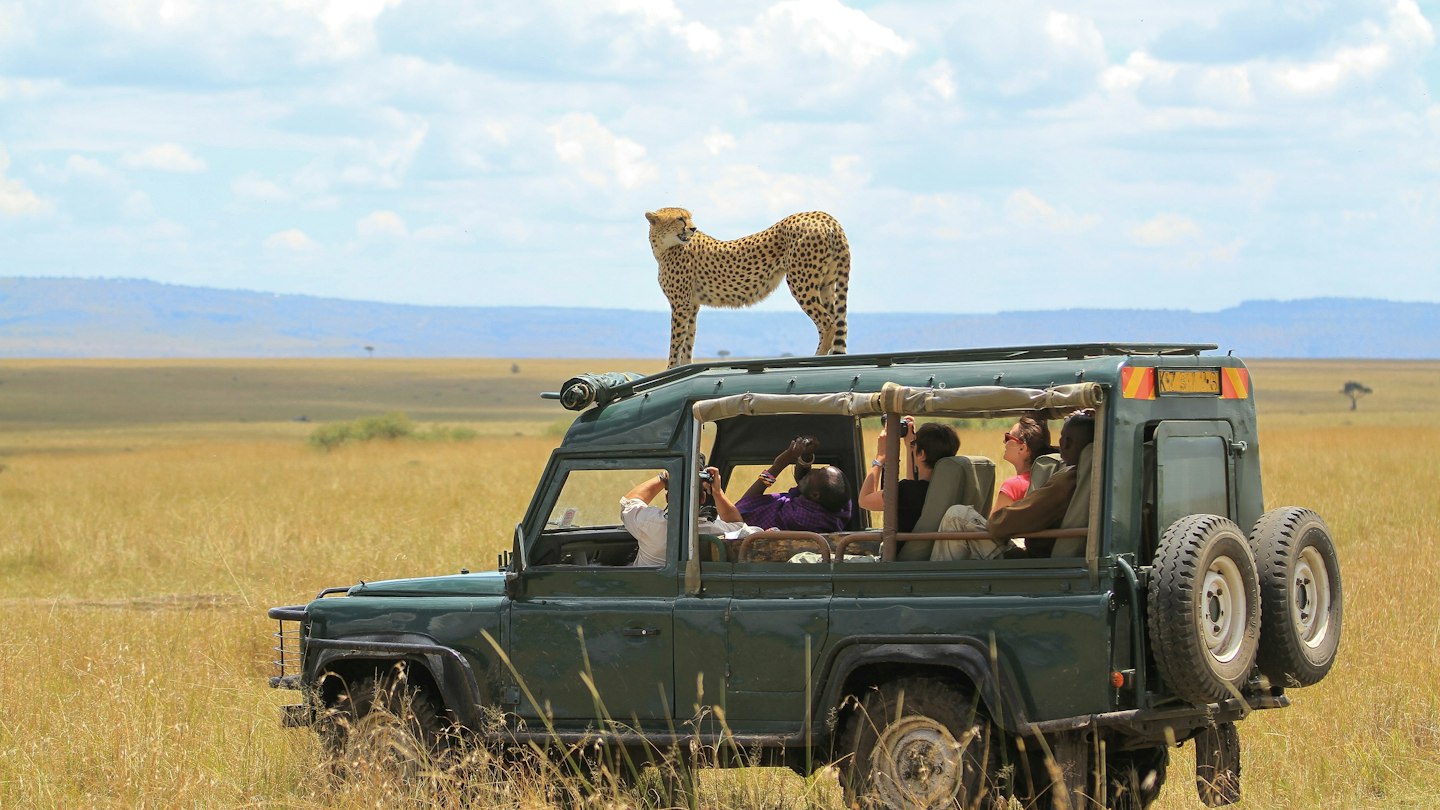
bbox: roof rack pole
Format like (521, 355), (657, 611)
(881, 411), (901, 562)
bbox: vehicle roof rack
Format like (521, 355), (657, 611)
(542, 343), (1217, 407)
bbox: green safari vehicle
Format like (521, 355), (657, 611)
(267, 343), (1343, 808)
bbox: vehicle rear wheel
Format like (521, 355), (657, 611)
(319, 662), (454, 779)
(840, 677), (1001, 809)
(1248, 507), (1343, 686)
(1148, 515), (1261, 705)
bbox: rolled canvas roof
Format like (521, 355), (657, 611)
(692, 381), (1104, 422)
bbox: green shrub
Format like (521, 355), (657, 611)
(307, 412), (476, 450)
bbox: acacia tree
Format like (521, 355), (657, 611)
(1340, 381), (1372, 411)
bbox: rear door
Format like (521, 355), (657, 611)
(1154, 420), (1236, 530)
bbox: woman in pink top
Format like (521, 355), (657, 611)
(993, 415), (1056, 514)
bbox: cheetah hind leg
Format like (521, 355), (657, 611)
(787, 270), (838, 357)
(667, 300), (698, 368)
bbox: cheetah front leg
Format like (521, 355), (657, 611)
(667, 299), (699, 368)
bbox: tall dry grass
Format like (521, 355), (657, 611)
(0, 358), (1436, 808)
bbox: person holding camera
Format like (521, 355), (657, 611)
(620, 465), (754, 567)
(857, 417), (961, 532)
(736, 436), (853, 541)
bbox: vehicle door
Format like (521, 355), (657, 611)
(507, 459), (680, 729)
(672, 415), (836, 730)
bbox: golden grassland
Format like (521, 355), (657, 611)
(0, 357), (1436, 808)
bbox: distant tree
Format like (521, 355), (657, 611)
(364, 345), (375, 358)
(1340, 380), (1373, 411)
(716, 349), (731, 359)
(511, 363), (521, 374)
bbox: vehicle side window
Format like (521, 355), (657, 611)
(547, 468), (660, 530)
(531, 465), (678, 567)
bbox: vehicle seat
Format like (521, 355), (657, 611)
(1026, 453), (1063, 495)
(899, 455), (996, 561)
(1052, 445), (1093, 557)
(1022, 453), (1063, 558)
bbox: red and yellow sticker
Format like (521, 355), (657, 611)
(1221, 368), (1250, 399)
(1121, 367), (1155, 400)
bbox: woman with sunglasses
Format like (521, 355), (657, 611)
(993, 415), (1056, 515)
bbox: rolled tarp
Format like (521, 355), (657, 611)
(692, 382), (1102, 423)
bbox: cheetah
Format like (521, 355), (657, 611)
(646, 207), (851, 368)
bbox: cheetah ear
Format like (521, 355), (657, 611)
(645, 211), (658, 224)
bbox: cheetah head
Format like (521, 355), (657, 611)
(645, 207), (698, 257)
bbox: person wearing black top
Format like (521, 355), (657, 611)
(857, 419), (960, 532)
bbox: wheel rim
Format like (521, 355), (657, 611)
(1292, 545), (1332, 649)
(870, 715), (966, 808)
(1201, 555), (1248, 664)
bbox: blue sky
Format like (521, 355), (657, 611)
(1, 0), (1437, 313)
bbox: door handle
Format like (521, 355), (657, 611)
(623, 627), (660, 637)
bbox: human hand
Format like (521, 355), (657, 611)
(777, 436), (818, 466)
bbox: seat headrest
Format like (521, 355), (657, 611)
(1027, 453), (1063, 496)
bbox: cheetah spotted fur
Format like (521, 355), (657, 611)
(646, 207), (851, 368)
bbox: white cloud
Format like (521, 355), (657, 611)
(0, 145), (52, 216)
(122, 143), (208, 173)
(292, 109), (428, 193)
(1131, 213), (1201, 246)
(61, 155), (116, 183)
(1103, 0), (1436, 106)
(752, 0), (912, 69)
(1004, 189), (1099, 234)
(121, 190), (155, 219)
(357, 209), (407, 239)
(548, 112), (656, 189)
(232, 173), (291, 202)
(920, 59), (957, 101)
(264, 228), (318, 250)
(937, 6), (1108, 104)
(703, 129), (736, 155)
(0, 76), (59, 101)
(90, 0), (402, 64)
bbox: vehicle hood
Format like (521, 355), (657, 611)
(346, 571), (508, 597)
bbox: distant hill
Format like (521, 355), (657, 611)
(1, 277), (1436, 359)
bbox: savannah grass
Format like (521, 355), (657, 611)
(0, 358), (1435, 808)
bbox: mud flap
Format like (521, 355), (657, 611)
(1194, 721), (1241, 806)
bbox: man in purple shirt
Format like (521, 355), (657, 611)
(735, 436), (852, 560)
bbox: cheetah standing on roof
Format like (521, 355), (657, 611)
(646, 208), (851, 368)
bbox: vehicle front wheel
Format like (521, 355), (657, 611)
(318, 662), (455, 780)
(840, 677), (1002, 809)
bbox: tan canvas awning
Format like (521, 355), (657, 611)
(692, 381), (1103, 422)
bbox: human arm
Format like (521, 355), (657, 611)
(742, 436), (817, 500)
(989, 467), (1077, 540)
(858, 419), (910, 511)
(704, 467), (744, 524)
(624, 471), (669, 505)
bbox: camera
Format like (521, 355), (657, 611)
(880, 414), (911, 438)
(698, 469), (714, 484)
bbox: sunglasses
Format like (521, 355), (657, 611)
(1003, 433), (1024, 445)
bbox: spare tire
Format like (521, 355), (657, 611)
(1148, 514), (1261, 705)
(1248, 507), (1343, 686)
